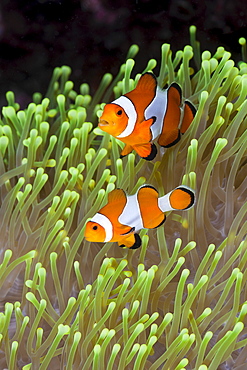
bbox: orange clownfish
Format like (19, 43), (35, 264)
(85, 185), (195, 249)
(99, 72), (196, 160)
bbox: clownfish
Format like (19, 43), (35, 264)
(99, 72), (196, 160)
(85, 185), (195, 249)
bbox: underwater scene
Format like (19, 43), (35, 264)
(0, 2), (246, 369)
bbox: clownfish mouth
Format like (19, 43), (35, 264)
(99, 119), (110, 126)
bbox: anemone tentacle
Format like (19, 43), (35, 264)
(0, 27), (246, 369)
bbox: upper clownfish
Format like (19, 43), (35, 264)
(84, 184), (195, 249)
(98, 72), (196, 160)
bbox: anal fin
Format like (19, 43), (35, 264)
(133, 143), (157, 160)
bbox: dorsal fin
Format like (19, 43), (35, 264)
(124, 73), (157, 122)
(139, 184), (158, 193)
(167, 82), (182, 97)
(134, 72), (157, 93)
(107, 188), (127, 204)
(180, 100), (197, 134)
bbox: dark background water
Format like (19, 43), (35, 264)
(0, 0), (246, 107)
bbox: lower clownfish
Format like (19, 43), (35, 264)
(85, 185), (195, 249)
(99, 72), (196, 160)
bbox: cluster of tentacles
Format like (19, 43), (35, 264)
(0, 27), (246, 369)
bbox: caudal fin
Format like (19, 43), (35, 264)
(158, 186), (195, 212)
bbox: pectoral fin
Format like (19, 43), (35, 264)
(120, 144), (133, 158)
(120, 117), (156, 159)
(118, 233), (142, 249)
(134, 117), (155, 142)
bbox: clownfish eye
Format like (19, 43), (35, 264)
(92, 225), (98, 230)
(116, 109), (122, 116)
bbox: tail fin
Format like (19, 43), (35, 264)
(158, 186), (195, 212)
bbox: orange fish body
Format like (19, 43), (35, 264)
(99, 73), (196, 160)
(85, 185), (195, 249)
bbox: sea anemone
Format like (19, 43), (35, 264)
(0, 26), (246, 369)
